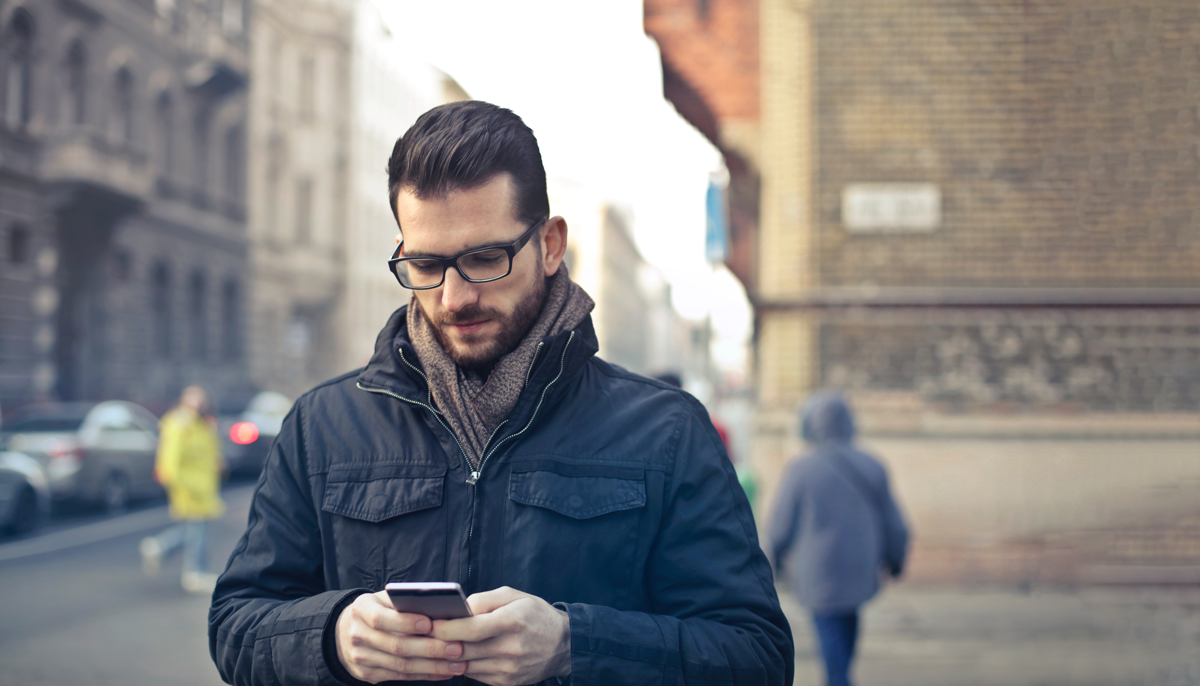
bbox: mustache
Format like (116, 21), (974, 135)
(434, 305), (503, 326)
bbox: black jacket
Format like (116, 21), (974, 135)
(209, 307), (794, 686)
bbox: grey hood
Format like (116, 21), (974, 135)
(800, 390), (856, 443)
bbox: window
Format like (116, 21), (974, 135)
(295, 177), (313, 244)
(112, 248), (131, 282)
(224, 124), (243, 202)
(113, 66), (134, 143)
(222, 0), (244, 36)
(189, 270), (207, 359)
(5, 10), (34, 129)
(194, 113), (210, 200)
(298, 55), (315, 121)
(221, 279), (241, 361)
(9, 225), (29, 264)
(152, 262), (172, 358)
(155, 91), (173, 174)
(63, 40), (86, 126)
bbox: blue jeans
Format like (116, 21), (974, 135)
(151, 520), (210, 574)
(811, 612), (859, 686)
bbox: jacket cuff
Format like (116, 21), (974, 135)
(319, 588), (373, 686)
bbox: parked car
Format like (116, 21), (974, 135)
(0, 401), (162, 512)
(217, 391), (291, 475)
(0, 409), (51, 535)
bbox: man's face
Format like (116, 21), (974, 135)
(395, 175), (548, 371)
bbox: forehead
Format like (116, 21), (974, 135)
(396, 175), (520, 254)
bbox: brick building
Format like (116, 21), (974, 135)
(647, 0), (1200, 584)
(0, 0), (249, 413)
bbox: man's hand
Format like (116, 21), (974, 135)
(335, 590), (467, 683)
(432, 586), (571, 686)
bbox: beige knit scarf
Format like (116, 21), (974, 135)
(407, 266), (594, 468)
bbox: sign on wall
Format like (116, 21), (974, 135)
(842, 184), (941, 232)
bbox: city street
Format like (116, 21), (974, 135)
(2, 483), (1199, 686)
(0, 483), (256, 686)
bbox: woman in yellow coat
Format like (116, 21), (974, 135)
(140, 386), (225, 594)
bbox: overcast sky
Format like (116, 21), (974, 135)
(371, 0), (751, 375)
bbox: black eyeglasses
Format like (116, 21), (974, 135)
(389, 217), (547, 290)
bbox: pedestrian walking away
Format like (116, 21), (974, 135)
(141, 385), (226, 595)
(769, 390), (909, 686)
(208, 100), (793, 686)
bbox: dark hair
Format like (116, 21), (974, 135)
(386, 101), (549, 228)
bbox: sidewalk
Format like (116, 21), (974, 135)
(781, 584), (1200, 686)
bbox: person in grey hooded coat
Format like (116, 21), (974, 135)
(769, 390), (909, 686)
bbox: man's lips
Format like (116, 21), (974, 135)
(447, 319), (491, 335)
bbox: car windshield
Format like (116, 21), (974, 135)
(3, 416), (87, 433)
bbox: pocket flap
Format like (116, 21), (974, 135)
(322, 469), (445, 523)
(509, 470), (645, 520)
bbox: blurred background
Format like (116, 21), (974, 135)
(1, 0), (1198, 684)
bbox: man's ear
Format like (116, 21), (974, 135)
(539, 216), (568, 277)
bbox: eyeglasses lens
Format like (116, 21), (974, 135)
(396, 248), (512, 288)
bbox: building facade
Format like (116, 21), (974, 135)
(0, 0), (249, 414)
(647, 0), (1200, 584)
(245, 0), (351, 399)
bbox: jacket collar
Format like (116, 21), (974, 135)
(356, 305), (599, 427)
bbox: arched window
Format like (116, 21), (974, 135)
(189, 270), (207, 359)
(152, 261), (172, 358)
(63, 40), (86, 126)
(155, 90), (173, 174)
(5, 10), (35, 129)
(113, 66), (134, 143)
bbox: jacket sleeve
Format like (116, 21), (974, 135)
(878, 468), (910, 578)
(561, 407), (795, 685)
(208, 401), (367, 686)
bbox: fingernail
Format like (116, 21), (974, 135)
(449, 662), (466, 673)
(445, 643), (462, 658)
(415, 619), (431, 633)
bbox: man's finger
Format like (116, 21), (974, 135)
(431, 610), (508, 643)
(466, 586), (527, 615)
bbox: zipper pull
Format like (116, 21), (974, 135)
(466, 471), (480, 485)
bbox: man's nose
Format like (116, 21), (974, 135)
(440, 267), (479, 313)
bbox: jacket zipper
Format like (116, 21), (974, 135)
(356, 333), (574, 592)
(465, 333), (573, 591)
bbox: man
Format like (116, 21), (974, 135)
(768, 391), (909, 686)
(209, 100), (793, 686)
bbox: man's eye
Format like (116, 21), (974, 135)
(464, 250), (505, 266)
(408, 260), (441, 274)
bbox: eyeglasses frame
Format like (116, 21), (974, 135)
(388, 216), (549, 290)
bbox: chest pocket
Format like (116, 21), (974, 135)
(321, 465), (446, 590)
(504, 462), (645, 606)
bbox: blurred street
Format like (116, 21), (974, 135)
(0, 478), (1196, 686)
(785, 585), (1200, 686)
(0, 483), (254, 686)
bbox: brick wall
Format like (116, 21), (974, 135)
(815, 0), (1200, 288)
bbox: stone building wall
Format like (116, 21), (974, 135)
(0, 0), (250, 414)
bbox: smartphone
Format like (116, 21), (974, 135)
(385, 582), (473, 620)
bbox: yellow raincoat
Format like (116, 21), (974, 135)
(156, 407), (225, 521)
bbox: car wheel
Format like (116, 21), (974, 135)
(101, 471), (131, 513)
(9, 486), (41, 535)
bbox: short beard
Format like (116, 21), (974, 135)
(425, 269), (548, 373)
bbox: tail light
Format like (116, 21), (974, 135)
(230, 422), (260, 445)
